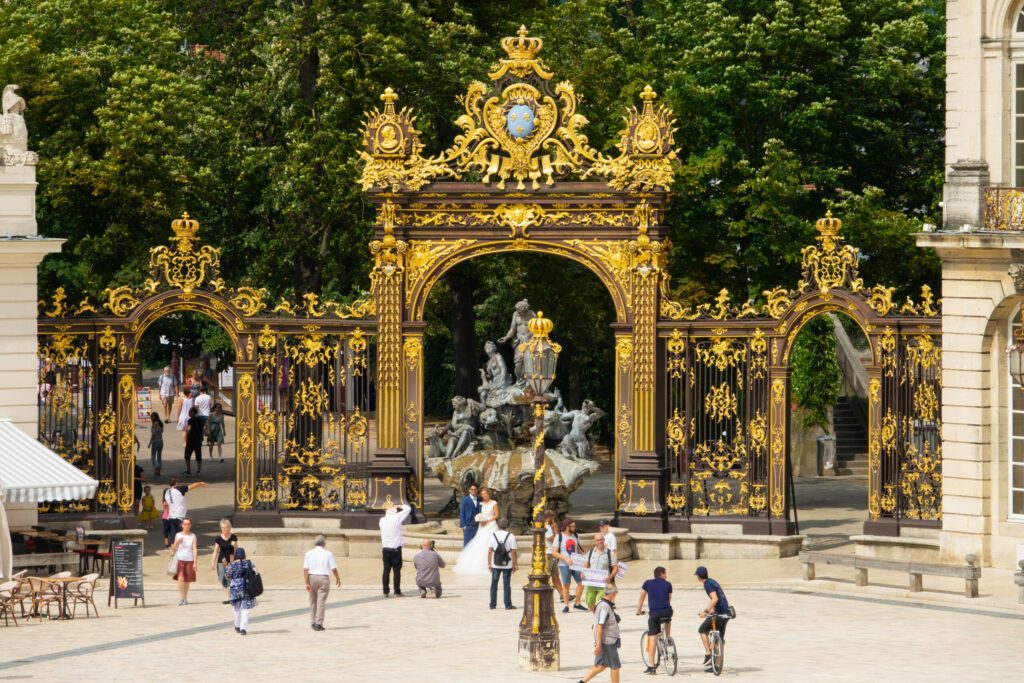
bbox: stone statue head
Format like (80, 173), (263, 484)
(514, 299), (530, 314)
(484, 340), (497, 354)
(452, 395), (467, 409)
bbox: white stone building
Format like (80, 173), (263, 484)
(920, 1), (1024, 568)
(0, 85), (64, 526)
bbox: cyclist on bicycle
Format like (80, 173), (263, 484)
(695, 566), (731, 672)
(636, 566), (673, 675)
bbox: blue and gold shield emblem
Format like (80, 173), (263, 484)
(506, 103), (535, 140)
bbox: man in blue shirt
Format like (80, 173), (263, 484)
(695, 566), (731, 672)
(636, 566), (673, 675)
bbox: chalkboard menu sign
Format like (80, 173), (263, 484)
(107, 540), (145, 608)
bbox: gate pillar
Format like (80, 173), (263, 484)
(115, 361), (138, 524)
(767, 368), (796, 535)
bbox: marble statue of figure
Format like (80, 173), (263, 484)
(477, 340), (511, 403)
(498, 299), (536, 382)
(558, 400), (606, 460)
(427, 395), (485, 459)
(1, 85), (28, 153)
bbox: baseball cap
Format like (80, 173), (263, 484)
(562, 517), (574, 527)
(694, 566), (708, 579)
(598, 519), (611, 527)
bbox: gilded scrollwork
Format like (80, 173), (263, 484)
(145, 213), (224, 295)
(229, 286), (268, 316)
(103, 285), (141, 317)
(358, 27), (677, 192)
(799, 211), (863, 294)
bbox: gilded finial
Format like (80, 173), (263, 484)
(501, 25), (543, 61)
(640, 85), (657, 102)
(815, 209), (842, 238)
(527, 311), (554, 338)
(381, 87), (398, 105)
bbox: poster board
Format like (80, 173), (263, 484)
(107, 539), (145, 608)
(135, 387), (152, 420)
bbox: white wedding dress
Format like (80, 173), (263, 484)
(453, 500), (498, 576)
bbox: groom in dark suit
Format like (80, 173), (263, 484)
(459, 483), (482, 545)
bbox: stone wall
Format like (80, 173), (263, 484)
(918, 232), (1024, 568)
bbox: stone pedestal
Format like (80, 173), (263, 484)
(942, 159), (989, 230)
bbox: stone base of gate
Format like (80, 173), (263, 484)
(631, 532), (805, 561)
(851, 534), (941, 564)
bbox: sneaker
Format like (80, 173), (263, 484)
(311, 624), (318, 631)
(220, 458), (224, 463)
(222, 600), (231, 605)
(505, 605), (517, 610)
(644, 666), (658, 675)
(703, 654), (712, 665)
(235, 627), (240, 633)
(182, 600), (189, 606)
(562, 606), (569, 613)
(239, 629), (247, 636)
(489, 605), (496, 610)
(178, 600), (185, 606)
(314, 624), (325, 631)
(394, 592), (403, 597)
(573, 604), (587, 611)
(181, 470), (191, 476)
(420, 588), (427, 598)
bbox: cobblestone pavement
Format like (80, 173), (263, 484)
(2, 561), (1022, 682)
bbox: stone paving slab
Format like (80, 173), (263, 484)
(2, 567), (1022, 682)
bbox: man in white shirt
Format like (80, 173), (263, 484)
(162, 478), (207, 548)
(303, 535), (341, 631)
(157, 366), (177, 420)
(599, 519), (617, 553)
(487, 517), (518, 610)
(379, 504), (412, 597)
(194, 385), (212, 418)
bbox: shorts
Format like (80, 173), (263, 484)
(558, 565), (581, 586)
(648, 607), (674, 635)
(595, 642), (621, 670)
(175, 560), (196, 583)
(698, 614), (728, 639)
(184, 441), (203, 463)
(584, 585), (605, 609)
(546, 555), (559, 578)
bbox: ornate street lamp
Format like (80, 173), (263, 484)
(517, 312), (561, 671)
(1011, 308), (1024, 389)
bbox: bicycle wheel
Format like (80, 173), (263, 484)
(660, 636), (678, 676)
(710, 633), (724, 676)
(641, 631), (660, 668)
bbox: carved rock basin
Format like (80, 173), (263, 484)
(428, 448), (599, 528)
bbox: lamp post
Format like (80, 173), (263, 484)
(1011, 305), (1024, 389)
(517, 312), (561, 672)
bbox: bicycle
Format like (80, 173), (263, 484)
(639, 611), (677, 676)
(703, 610), (733, 676)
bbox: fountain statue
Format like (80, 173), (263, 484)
(427, 300), (605, 527)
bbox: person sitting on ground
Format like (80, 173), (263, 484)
(413, 538), (446, 598)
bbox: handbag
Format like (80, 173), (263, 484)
(166, 552), (178, 576)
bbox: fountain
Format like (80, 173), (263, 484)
(426, 300), (604, 528)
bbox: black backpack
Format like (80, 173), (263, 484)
(492, 532), (512, 566)
(243, 562), (264, 598)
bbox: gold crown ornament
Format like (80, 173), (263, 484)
(502, 25), (543, 61)
(815, 210), (842, 238)
(527, 311), (554, 338)
(171, 212), (200, 244)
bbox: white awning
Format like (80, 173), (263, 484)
(0, 418), (98, 503)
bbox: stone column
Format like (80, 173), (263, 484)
(0, 85), (63, 528)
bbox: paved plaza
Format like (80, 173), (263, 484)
(3, 554), (1022, 682)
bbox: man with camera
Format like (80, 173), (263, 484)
(413, 538), (446, 598)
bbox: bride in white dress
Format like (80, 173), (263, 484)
(454, 488), (499, 576)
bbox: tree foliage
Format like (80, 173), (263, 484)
(2, 1), (945, 408)
(791, 315), (842, 431)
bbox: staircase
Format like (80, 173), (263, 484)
(833, 396), (868, 476)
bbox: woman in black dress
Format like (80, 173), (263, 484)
(211, 518), (238, 600)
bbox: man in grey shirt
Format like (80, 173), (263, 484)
(581, 582), (622, 683)
(413, 539), (446, 598)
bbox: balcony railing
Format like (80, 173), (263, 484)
(984, 187), (1024, 230)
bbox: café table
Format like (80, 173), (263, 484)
(45, 576), (82, 620)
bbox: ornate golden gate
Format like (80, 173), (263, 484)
(658, 213), (942, 535)
(37, 214), (377, 523)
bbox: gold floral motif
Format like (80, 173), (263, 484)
(865, 284), (896, 316)
(333, 296), (376, 319)
(347, 328), (368, 376)
(347, 408), (368, 451)
(229, 286), (268, 316)
(616, 403), (632, 448)
(96, 480), (117, 507)
(762, 287), (793, 319)
(666, 330), (686, 378)
(616, 336), (634, 374)
(403, 337), (422, 371)
(43, 287), (70, 317)
(103, 285), (141, 317)
(705, 383), (738, 422)
(666, 409), (685, 456)
(879, 326), (897, 377)
(867, 378), (882, 520)
(694, 337), (747, 371)
(145, 213), (224, 295)
(359, 29), (677, 192)
(97, 405), (116, 449)
(256, 405), (277, 450)
(255, 477), (277, 505)
(799, 211), (863, 294)
(665, 482), (686, 513)
(346, 478), (368, 507)
(769, 378), (787, 517)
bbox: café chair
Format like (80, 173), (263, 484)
(69, 573), (100, 619)
(0, 581), (19, 626)
(87, 535), (111, 577)
(26, 577), (61, 621)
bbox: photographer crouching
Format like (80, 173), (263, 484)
(413, 538), (446, 598)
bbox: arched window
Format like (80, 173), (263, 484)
(1009, 307), (1024, 518)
